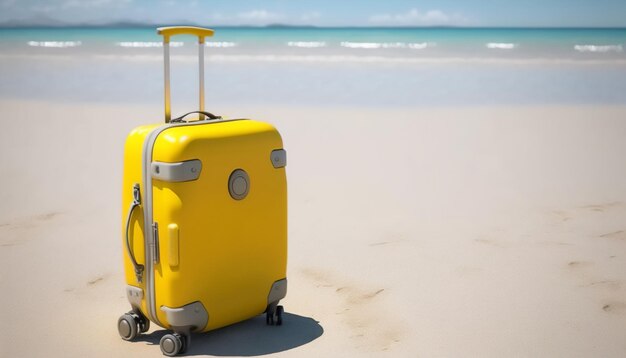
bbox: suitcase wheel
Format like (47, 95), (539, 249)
(160, 333), (185, 357)
(276, 305), (284, 326)
(117, 311), (149, 341)
(117, 313), (138, 341)
(139, 317), (150, 333)
(266, 305), (284, 326)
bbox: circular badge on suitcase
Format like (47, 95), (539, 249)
(228, 169), (249, 200)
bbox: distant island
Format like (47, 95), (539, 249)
(0, 17), (623, 29)
(0, 16), (323, 29)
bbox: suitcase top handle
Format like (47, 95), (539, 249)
(157, 26), (215, 44)
(157, 26), (216, 123)
(171, 111), (221, 123)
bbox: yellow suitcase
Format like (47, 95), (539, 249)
(117, 27), (287, 356)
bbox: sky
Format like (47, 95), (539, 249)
(1, 0), (625, 27)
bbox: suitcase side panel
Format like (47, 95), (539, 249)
(121, 123), (161, 318)
(151, 120), (287, 331)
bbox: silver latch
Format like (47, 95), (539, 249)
(132, 183), (141, 205)
(152, 222), (160, 264)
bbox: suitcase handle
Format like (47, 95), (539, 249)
(125, 184), (144, 282)
(171, 111), (221, 123)
(157, 26), (214, 42)
(157, 26), (215, 123)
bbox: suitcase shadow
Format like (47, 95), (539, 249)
(137, 312), (323, 356)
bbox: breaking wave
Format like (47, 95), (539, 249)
(117, 41), (235, 48)
(201, 55), (626, 65)
(117, 41), (184, 48)
(287, 41), (327, 48)
(574, 44), (623, 53)
(486, 43), (516, 50)
(340, 42), (432, 49)
(27, 41), (82, 48)
(205, 42), (237, 48)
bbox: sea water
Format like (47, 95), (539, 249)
(0, 27), (625, 108)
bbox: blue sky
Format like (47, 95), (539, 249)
(1, 0), (625, 27)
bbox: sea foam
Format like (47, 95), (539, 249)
(27, 41), (82, 48)
(117, 41), (184, 48)
(574, 44), (623, 53)
(408, 43), (429, 49)
(287, 41), (327, 48)
(206, 42), (237, 48)
(340, 42), (431, 49)
(486, 43), (516, 50)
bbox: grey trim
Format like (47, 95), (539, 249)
(152, 160), (202, 182)
(163, 42), (171, 122)
(198, 41), (205, 116)
(270, 149), (287, 168)
(142, 125), (166, 326)
(160, 301), (209, 332)
(141, 118), (248, 328)
(126, 285), (144, 310)
(228, 169), (250, 200)
(267, 278), (288, 306)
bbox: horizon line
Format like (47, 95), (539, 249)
(1, 24), (626, 30)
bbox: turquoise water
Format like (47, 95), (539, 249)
(1, 27), (625, 57)
(0, 27), (625, 107)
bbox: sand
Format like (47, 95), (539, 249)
(1, 100), (626, 357)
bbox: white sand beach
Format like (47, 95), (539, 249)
(1, 100), (625, 357)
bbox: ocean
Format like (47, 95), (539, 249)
(1, 27), (625, 108)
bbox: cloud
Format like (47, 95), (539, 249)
(28, 0), (133, 12)
(370, 8), (464, 26)
(1, 0), (16, 8)
(30, 4), (55, 13)
(158, 0), (198, 8)
(300, 11), (321, 22)
(199, 9), (322, 26)
(206, 12), (225, 21)
(237, 9), (283, 22)
(63, 0), (132, 8)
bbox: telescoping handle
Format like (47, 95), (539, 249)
(157, 26), (215, 123)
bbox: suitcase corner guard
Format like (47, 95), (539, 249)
(267, 278), (288, 306)
(152, 159), (202, 182)
(160, 301), (209, 332)
(126, 285), (144, 310)
(270, 149), (286, 168)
